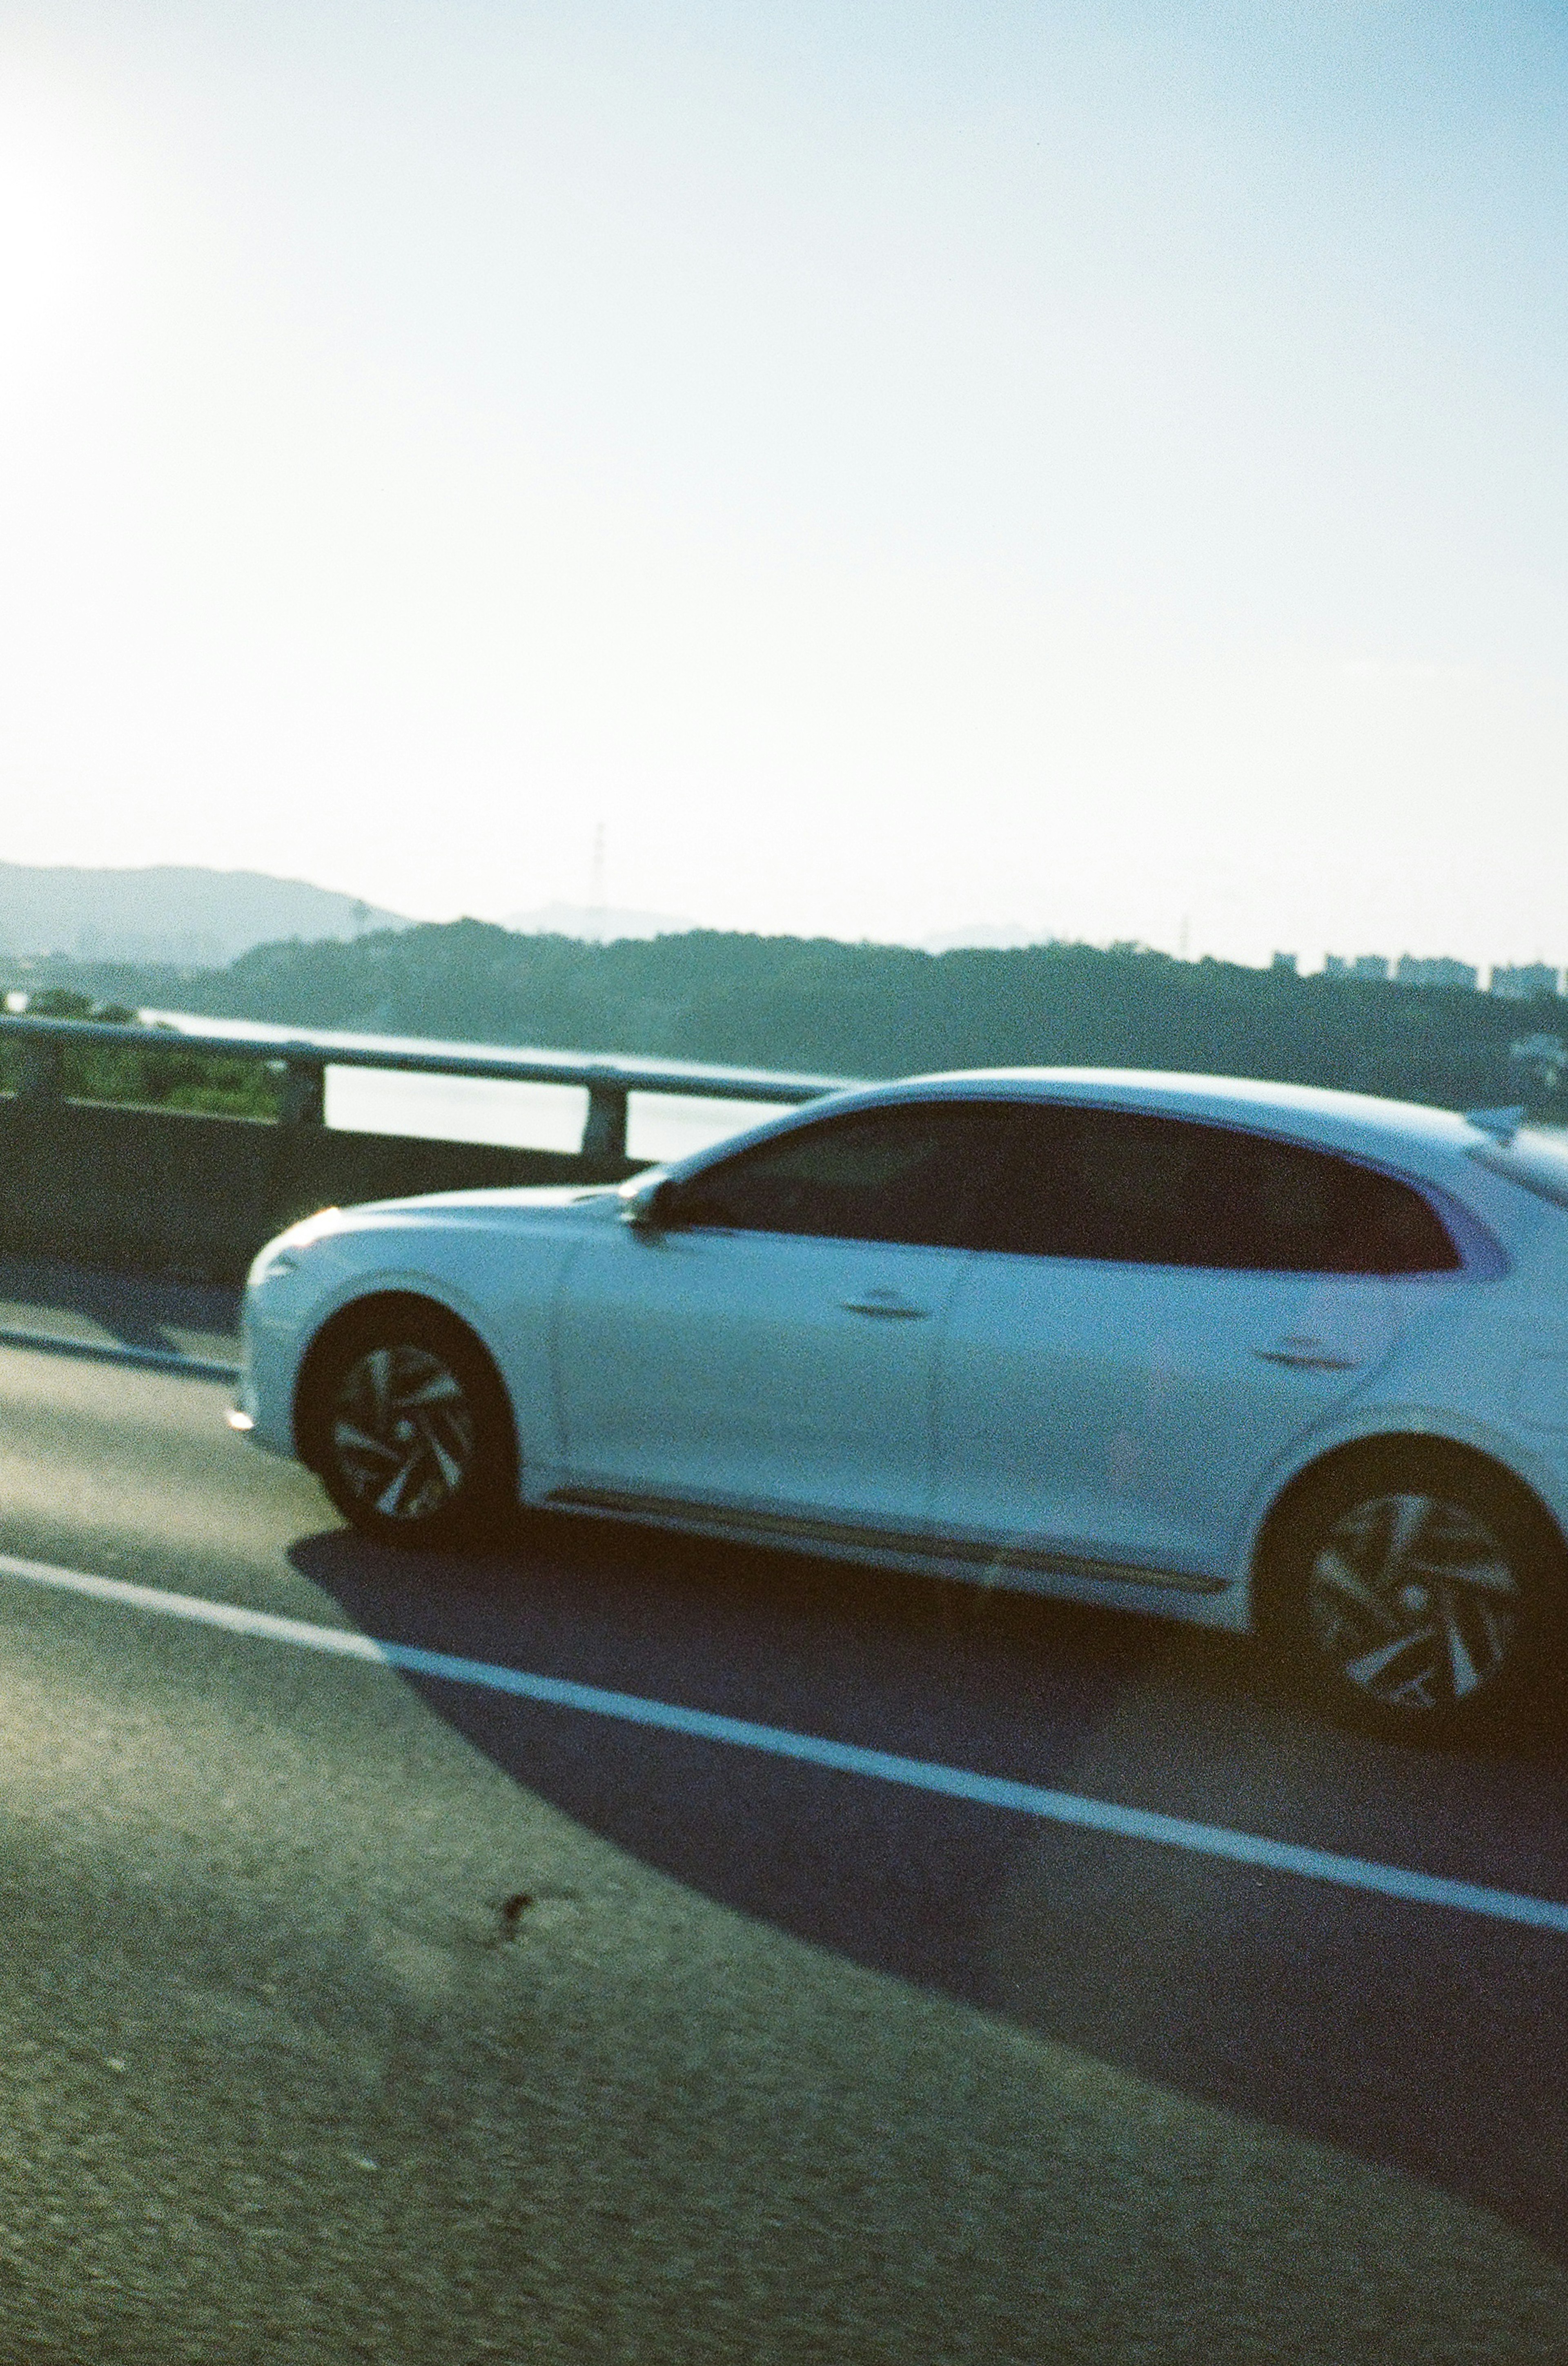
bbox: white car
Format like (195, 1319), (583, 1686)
(233, 1069), (1568, 1738)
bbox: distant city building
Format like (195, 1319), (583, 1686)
(1490, 963), (1562, 999)
(1394, 954), (1479, 991)
(1322, 953), (1391, 981)
(1270, 951), (1298, 974)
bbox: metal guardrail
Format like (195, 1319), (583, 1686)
(0, 1012), (855, 1160)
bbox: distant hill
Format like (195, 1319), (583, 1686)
(919, 921), (1055, 954)
(502, 905), (1058, 954)
(501, 901), (694, 942)
(0, 865), (408, 965)
(20, 917), (1566, 1116)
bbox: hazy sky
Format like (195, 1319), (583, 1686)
(2, 2), (1566, 966)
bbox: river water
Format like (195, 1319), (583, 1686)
(148, 1012), (785, 1163)
(136, 1011), (1568, 1164)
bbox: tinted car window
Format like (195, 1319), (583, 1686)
(672, 1103), (1007, 1247)
(971, 1106), (1461, 1274)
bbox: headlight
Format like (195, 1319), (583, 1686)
(248, 1206), (341, 1287)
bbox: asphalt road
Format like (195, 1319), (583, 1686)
(1, 1258), (1567, 2361)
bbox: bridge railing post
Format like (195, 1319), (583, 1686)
(15, 1039), (64, 1101)
(279, 1056), (325, 1126)
(581, 1079), (628, 1162)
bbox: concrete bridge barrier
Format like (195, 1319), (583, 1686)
(0, 1016), (846, 1284)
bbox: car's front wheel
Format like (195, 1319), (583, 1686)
(1270, 1450), (1566, 1739)
(305, 1305), (513, 1549)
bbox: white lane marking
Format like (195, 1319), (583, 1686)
(3, 1547), (1567, 1936)
(0, 1325), (239, 1383)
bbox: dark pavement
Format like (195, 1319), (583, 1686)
(0, 1260), (1565, 2360)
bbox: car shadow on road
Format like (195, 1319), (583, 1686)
(292, 1512), (1568, 2264)
(0, 1251), (241, 1360)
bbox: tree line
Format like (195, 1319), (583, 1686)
(7, 923), (1563, 1113)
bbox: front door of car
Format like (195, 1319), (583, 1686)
(930, 1107), (1455, 1583)
(551, 1101), (995, 1534)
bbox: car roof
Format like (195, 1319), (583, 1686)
(815, 1068), (1484, 1161)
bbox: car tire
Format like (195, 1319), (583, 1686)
(1267, 1447), (1566, 1741)
(306, 1304), (514, 1550)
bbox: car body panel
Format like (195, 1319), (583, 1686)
(932, 1255), (1398, 1585)
(242, 1189), (624, 1486)
(552, 1222), (968, 1526)
(234, 1070), (1568, 1639)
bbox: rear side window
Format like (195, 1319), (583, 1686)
(970, 1107), (1462, 1274)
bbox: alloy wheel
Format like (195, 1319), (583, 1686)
(1306, 1490), (1521, 1714)
(328, 1342), (478, 1524)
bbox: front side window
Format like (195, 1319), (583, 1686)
(971, 1106), (1461, 1274)
(671, 1103), (1007, 1248)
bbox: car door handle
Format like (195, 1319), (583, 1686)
(841, 1291), (932, 1320)
(1254, 1337), (1363, 1371)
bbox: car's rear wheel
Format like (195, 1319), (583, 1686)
(307, 1306), (513, 1549)
(1270, 1449), (1565, 1739)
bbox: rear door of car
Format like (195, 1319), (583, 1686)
(930, 1105), (1457, 1588)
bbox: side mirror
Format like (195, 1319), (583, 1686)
(620, 1177), (679, 1231)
